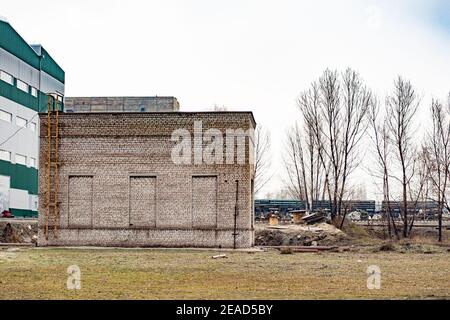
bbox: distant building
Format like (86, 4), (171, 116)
(381, 201), (439, 218)
(0, 17), (64, 217)
(254, 199), (376, 218)
(64, 96), (179, 113)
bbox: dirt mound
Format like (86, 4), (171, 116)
(255, 222), (352, 246)
(371, 241), (448, 254)
(0, 220), (38, 243)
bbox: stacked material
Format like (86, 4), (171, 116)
(302, 212), (327, 224)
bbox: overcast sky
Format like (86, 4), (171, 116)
(2, 0), (450, 198)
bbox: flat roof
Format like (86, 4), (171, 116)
(59, 111), (257, 127)
(65, 96), (177, 99)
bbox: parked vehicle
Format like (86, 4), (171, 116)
(1, 210), (14, 218)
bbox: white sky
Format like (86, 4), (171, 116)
(2, 0), (450, 198)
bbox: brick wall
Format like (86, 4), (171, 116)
(38, 112), (256, 248)
(64, 96), (180, 113)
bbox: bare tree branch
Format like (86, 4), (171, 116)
(254, 125), (272, 195)
(386, 76), (420, 238)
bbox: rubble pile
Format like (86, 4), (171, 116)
(0, 220), (38, 243)
(255, 222), (351, 246)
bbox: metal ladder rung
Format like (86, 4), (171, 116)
(45, 94), (61, 240)
(46, 162), (61, 166)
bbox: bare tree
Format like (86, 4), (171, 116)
(209, 104), (272, 196)
(407, 149), (430, 236)
(284, 122), (327, 210)
(211, 104), (228, 111)
(423, 97), (450, 241)
(386, 77), (420, 238)
(284, 125), (307, 202)
(296, 68), (371, 222)
(368, 98), (399, 239)
(264, 187), (292, 200)
(254, 125), (272, 195)
(284, 73), (327, 210)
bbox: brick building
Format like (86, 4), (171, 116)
(37, 111), (256, 248)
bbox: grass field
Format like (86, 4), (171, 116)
(0, 247), (449, 299)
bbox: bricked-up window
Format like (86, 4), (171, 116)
(192, 176), (217, 228)
(68, 176), (93, 227)
(251, 179), (254, 230)
(129, 176), (156, 227)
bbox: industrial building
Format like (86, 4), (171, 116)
(0, 17), (256, 248)
(64, 96), (179, 113)
(0, 17), (64, 217)
(38, 111), (256, 248)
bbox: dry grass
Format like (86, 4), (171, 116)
(0, 247), (448, 300)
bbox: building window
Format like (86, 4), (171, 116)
(16, 116), (27, 128)
(31, 87), (38, 97)
(30, 195), (38, 211)
(0, 150), (11, 162)
(29, 157), (36, 168)
(15, 154), (27, 166)
(55, 92), (64, 102)
(0, 70), (13, 85)
(29, 122), (37, 132)
(0, 110), (12, 123)
(0, 175), (10, 213)
(16, 79), (29, 93)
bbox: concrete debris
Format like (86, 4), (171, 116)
(0, 221), (38, 244)
(255, 222), (350, 247)
(212, 254), (227, 259)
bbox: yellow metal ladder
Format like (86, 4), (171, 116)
(44, 94), (60, 240)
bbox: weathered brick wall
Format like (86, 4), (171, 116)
(64, 96), (180, 113)
(38, 112), (255, 248)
